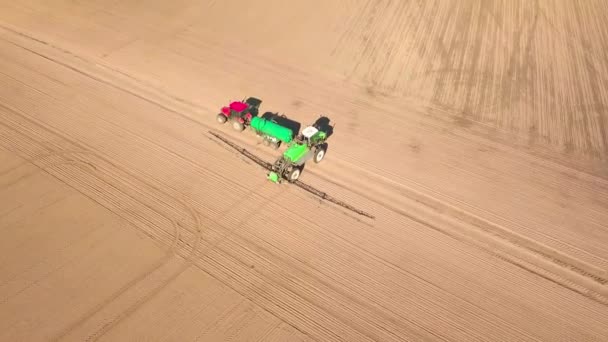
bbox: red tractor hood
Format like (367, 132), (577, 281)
(229, 101), (248, 112)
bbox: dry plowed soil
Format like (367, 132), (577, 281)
(1, 1), (608, 341)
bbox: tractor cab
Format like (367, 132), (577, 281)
(216, 97), (262, 131)
(228, 101), (249, 117)
(301, 126), (318, 138)
(298, 126), (326, 147)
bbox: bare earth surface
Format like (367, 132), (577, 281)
(1, 1), (608, 341)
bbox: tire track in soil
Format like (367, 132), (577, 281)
(213, 191), (515, 340)
(0, 107), (208, 340)
(0, 192), (115, 283)
(8, 19), (604, 304)
(294, 87), (608, 272)
(0, 155), (202, 342)
(285, 175), (608, 325)
(0, 120), (185, 254)
(0, 220), (121, 308)
(0, 37), (320, 339)
(0, 102), (202, 245)
(201, 219), (454, 341)
(0, 62), (304, 339)
(14, 22), (604, 290)
(0, 24), (210, 133)
(299, 161), (608, 306)
(571, 2), (608, 154)
(228, 212), (525, 341)
(2, 18), (604, 340)
(337, 0), (604, 156)
(173, 29), (608, 284)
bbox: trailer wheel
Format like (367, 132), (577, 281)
(313, 146), (326, 163)
(216, 114), (227, 124)
(232, 120), (245, 131)
(287, 167), (301, 182)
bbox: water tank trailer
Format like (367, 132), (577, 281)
(249, 116), (294, 149)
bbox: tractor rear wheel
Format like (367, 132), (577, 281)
(313, 146), (326, 163)
(232, 121), (245, 131)
(216, 114), (227, 124)
(287, 167), (301, 182)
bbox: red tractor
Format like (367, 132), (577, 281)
(216, 97), (261, 131)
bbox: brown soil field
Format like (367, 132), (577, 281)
(1, 1), (608, 341)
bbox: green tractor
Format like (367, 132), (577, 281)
(267, 125), (328, 183)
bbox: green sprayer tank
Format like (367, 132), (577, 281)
(250, 117), (293, 143)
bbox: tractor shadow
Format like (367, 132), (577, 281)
(313, 116), (335, 139)
(261, 112), (302, 137)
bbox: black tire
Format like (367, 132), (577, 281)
(232, 120), (245, 131)
(313, 146), (326, 163)
(216, 114), (227, 124)
(287, 167), (301, 182)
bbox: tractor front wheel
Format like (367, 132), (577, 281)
(216, 114), (227, 124)
(232, 121), (245, 131)
(313, 146), (326, 163)
(287, 167), (301, 182)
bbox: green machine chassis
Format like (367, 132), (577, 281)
(267, 127), (327, 183)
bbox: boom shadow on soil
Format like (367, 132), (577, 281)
(207, 131), (375, 220)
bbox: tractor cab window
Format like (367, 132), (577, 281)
(300, 126), (319, 146)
